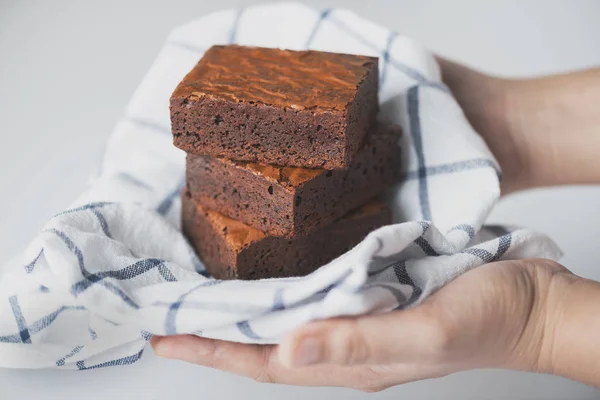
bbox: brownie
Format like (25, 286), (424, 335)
(186, 123), (401, 237)
(170, 45), (379, 169)
(182, 189), (391, 280)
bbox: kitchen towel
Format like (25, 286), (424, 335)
(0, 2), (561, 369)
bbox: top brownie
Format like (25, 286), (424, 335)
(170, 45), (379, 169)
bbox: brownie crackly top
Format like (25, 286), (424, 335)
(172, 45), (378, 111)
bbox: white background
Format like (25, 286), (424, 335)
(1, 0), (599, 399)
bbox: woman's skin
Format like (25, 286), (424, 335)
(438, 59), (600, 194)
(150, 61), (600, 391)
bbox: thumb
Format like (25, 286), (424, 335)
(277, 304), (448, 367)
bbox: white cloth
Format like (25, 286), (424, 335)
(0, 2), (561, 370)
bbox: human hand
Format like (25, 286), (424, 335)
(150, 258), (578, 391)
(438, 58), (600, 194)
(436, 57), (525, 194)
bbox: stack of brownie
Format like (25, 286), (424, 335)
(170, 45), (401, 280)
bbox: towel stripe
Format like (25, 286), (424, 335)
(407, 86), (432, 221)
(305, 8), (331, 48)
(9, 296), (31, 344)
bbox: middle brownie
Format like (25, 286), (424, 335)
(186, 123), (401, 237)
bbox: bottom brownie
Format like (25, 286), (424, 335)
(181, 188), (391, 280)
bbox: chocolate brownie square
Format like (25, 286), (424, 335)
(186, 123), (401, 237)
(170, 45), (379, 169)
(181, 189), (391, 280)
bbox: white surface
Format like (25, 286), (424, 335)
(0, 0), (599, 398)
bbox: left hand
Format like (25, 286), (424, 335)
(150, 258), (572, 392)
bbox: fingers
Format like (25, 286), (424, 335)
(150, 335), (397, 390)
(151, 335), (274, 382)
(277, 304), (448, 368)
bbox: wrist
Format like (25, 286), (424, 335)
(504, 69), (600, 191)
(485, 78), (534, 194)
(537, 273), (600, 385)
(496, 261), (578, 375)
(502, 79), (559, 192)
(498, 80), (536, 193)
(531, 269), (579, 375)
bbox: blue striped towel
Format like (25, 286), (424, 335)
(0, 2), (560, 369)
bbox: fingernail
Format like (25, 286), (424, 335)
(293, 337), (322, 367)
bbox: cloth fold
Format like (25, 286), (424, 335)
(0, 2), (560, 370)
